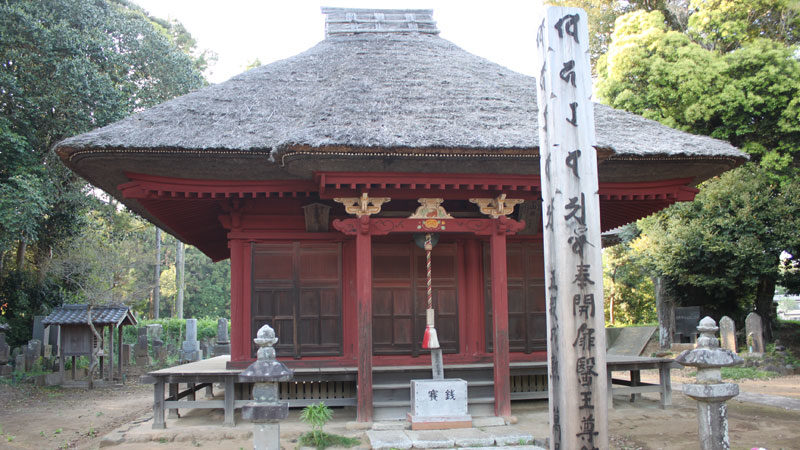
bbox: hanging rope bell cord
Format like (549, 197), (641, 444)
(421, 233), (440, 349)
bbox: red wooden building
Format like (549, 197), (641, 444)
(56, 8), (745, 421)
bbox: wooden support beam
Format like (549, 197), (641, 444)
(490, 226), (511, 418)
(355, 215), (373, 422)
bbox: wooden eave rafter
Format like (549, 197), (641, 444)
(315, 172), (541, 199)
(117, 172), (698, 205)
(119, 172), (316, 200)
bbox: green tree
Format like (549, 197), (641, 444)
(0, 0), (206, 341)
(603, 225), (656, 325)
(635, 165), (800, 339)
(597, 6), (800, 174)
(571, 0), (800, 341)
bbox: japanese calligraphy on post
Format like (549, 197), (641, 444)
(535, 7), (608, 450)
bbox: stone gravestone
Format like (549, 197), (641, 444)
(147, 323), (163, 341)
(25, 339), (41, 371)
(675, 306), (702, 343)
(15, 353), (26, 372)
(719, 316), (737, 353)
(0, 331), (12, 376)
(152, 340), (166, 364)
(213, 318), (231, 356)
(122, 344), (132, 366)
(408, 378), (471, 430)
(135, 327), (150, 366)
(32, 316), (45, 353)
(179, 318), (202, 363)
(199, 339), (208, 360)
(745, 312), (764, 354)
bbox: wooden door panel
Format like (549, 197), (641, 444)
(373, 242), (459, 356)
(485, 241), (547, 353)
(252, 242), (342, 358)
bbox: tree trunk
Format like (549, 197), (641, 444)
(16, 239), (26, 269)
(654, 276), (676, 350)
(176, 241), (185, 319)
(754, 275), (776, 343)
(154, 228), (161, 319)
(86, 305), (103, 390)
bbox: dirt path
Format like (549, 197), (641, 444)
(0, 382), (151, 449)
(1, 372), (799, 449)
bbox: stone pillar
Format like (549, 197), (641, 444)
(0, 329), (12, 376)
(745, 312), (764, 354)
(677, 317), (743, 450)
(135, 327), (150, 366)
(180, 318), (202, 363)
(214, 318), (231, 356)
(239, 324), (293, 450)
(719, 316), (736, 353)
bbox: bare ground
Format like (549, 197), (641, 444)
(0, 370), (799, 449)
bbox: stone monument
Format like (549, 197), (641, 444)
(677, 317), (743, 450)
(239, 324), (293, 450)
(745, 312), (764, 354)
(180, 318), (202, 363)
(135, 326), (150, 366)
(0, 327), (12, 376)
(719, 316), (736, 353)
(213, 318), (231, 356)
(408, 378), (471, 430)
(25, 339), (41, 371)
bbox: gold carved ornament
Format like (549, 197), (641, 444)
(469, 194), (524, 219)
(333, 192), (391, 217)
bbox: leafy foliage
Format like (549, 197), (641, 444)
(0, 0), (207, 341)
(596, 5), (800, 175)
(299, 403), (359, 449)
(635, 165), (800, 324)
(603, 225), (656, 325)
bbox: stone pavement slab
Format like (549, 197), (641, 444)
(456, 446), (546, 450)
(447, 428), (495, 447)
(406, 430), (455, 448)
(486, 425), (535, 446)
(367, 430), (412, 449)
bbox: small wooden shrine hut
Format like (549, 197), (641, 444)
(43, 304), (137, 382)
(55, 8), (745, 420)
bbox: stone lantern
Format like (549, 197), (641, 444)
(239, 324), (294, 450)
(676, 316), (744, 450)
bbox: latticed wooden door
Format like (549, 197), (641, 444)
(485, 241), (547, 353)
(251, 242), (342, 358)
(372, 241), (459, 356)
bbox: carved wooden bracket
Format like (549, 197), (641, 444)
(408, 198), (454, 219)
(469, 194), (524, 219)
(333, 193), (391, 217)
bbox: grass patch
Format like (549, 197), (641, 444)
(721, 367), (778, 380)
(686, 367), (779, 380)
(298, 431), (360, 449)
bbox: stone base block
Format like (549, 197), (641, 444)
(0, 364), (12, 376)
(407, 413), (472, 430)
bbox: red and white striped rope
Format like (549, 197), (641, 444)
(425, 233), (433, 311)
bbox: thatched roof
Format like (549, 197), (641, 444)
(56, 31), (742, 160)
(52, 8), (746, 259)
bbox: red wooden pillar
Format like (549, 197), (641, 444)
(229, 239), (251, 364)
(355, 216), (373, 422)
(490, 223), (511, 417)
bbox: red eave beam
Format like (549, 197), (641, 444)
(119, 172), (316, 200)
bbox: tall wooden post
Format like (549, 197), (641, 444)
(490, 225), (511, 418)
(535, 7), (608, 450)
(229, 239), (246, 363)
(355, 215), (373, 422)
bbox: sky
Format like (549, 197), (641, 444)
(132, 0), (545, 84)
